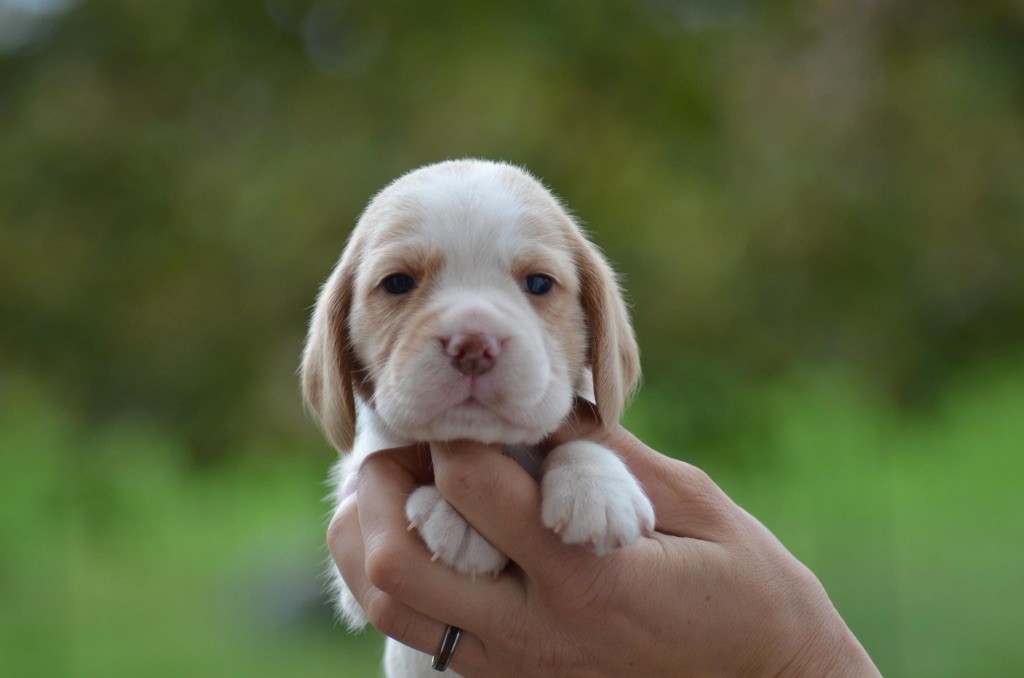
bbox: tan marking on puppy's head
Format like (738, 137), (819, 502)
(301, 238), (361, 452)
(302, 159), (640, 452)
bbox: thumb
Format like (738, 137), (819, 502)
(544, 398), (738, 541)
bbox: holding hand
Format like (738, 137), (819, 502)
(328, 403), (879, 676)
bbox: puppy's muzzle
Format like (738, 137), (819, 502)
(444, 332), (503, 376)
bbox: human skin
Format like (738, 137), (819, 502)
(327, 401), (880, 676)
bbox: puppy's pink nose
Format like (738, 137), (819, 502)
(444, 332), (501, 376)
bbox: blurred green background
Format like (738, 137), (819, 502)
(2, 1), (1022, 676)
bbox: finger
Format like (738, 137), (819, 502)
(430, 440), (585, 583)
(363, 443), (435, 484)
(545, 398), (738, 540)
(327, 498), (489, 675)
(356, 447), (524, 635)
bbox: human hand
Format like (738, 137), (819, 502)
(328, 401), (879, 676)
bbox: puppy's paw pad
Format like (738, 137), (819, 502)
(406, 485), (509, 577)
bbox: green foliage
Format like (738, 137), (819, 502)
(2, 1), (1022, 456)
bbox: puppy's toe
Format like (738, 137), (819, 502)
(542, 440), (655, 554)
(406, 485), (509, 577)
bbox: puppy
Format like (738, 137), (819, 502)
(302, 159), (654, 677)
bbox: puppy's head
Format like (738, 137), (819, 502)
(302, 160), (639, 451)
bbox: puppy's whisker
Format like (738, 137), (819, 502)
(353, 357), (389, 376)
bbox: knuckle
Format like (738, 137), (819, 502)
(670, 462), (737, 527)
(365, 592), (404, 639)
(677, 462), (713, 490)
(365, 544), (407, 595)
(326, 503), (357, 557)
(674, 462), (719, 502)
(358, 452), (392, 484)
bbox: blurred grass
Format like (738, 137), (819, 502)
(3, 358), (1022, 677)
(0, 375), (382, 678)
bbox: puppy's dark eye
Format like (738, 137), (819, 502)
(383, 274), (416, 295)
(524, 274), (554, 296)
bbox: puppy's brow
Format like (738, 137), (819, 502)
(513, 251), (560, 272)
(367, 244), (444, 283)
(520, 229), (564, 245)
(511, 244), (575, 283)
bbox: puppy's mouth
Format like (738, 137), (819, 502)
(447, 390), (502, 419)
(450, 395), (521, 420)
(433, 394), (547, 442)
(444, 374), (500, 407)
(439, 385), (536, 428)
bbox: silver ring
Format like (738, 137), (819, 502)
(432, 624), (462, 672)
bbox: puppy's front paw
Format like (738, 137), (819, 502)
(541, 440), (655, 554)
(406, 485), (509, 578)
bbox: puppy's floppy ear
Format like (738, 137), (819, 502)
(301, 250), (358, 453)
(575, 235), (641, 425)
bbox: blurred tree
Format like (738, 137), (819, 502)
(1, 0), (1021, 461)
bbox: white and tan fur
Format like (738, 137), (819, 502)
(302, 159), (654, 677)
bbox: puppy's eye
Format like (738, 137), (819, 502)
(383, 274), (416, 295)
(524, 274), (554, 296)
